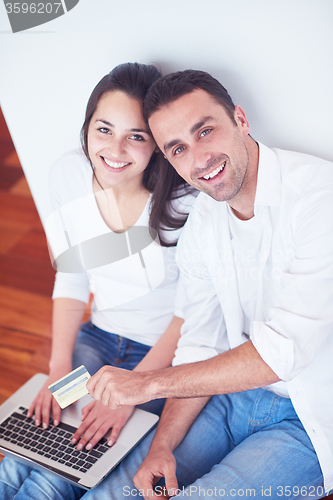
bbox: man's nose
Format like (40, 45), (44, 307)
(191, 143), (210, 170)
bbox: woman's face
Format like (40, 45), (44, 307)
(87, 90), (156, 190)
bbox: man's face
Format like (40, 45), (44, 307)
(149, 89), (253, 204)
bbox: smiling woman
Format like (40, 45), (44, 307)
(0, 63), (196, 500)
(87, 91), (155, 188)
(86, 90), (156, 231)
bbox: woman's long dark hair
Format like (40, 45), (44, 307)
(81, 62), (192, 246)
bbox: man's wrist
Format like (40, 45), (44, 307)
(149, 432), (174, 453)
(143, 368), (170, 401)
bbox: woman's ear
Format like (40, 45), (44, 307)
(154, 145), (165, 156)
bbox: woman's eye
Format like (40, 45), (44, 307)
(129, 134), (144, 141)
(200, 129), (211, 137)
(98, 127), (110, 134)
(174, 146), (185, 155)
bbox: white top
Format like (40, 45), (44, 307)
(45, 149), (195, 347)
(228, 206), (289, 398)
(228, 207), (263, 337)
(173, 143), (333, 490)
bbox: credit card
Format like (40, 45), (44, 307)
(48, 365), (91, 409)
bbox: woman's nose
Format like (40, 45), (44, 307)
(107, 136), (125, 158)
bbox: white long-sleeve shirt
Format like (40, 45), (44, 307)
(45, 149), (194, 346)
(173, 143), (333, 490)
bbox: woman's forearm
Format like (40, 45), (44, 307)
(133, 315), (183, 372)
(49, 297), (87, 372)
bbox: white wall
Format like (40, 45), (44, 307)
(0, 0), (332, 225)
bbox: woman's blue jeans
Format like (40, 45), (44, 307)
(0, 323), (326, 499)
(0, 388), (326, 499)
(72, 321), (165, 415)
(0, 321), (164, 499)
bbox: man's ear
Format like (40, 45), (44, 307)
(234, 105), (250, 135)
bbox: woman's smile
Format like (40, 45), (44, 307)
(101, 156), (132, 171)
(87, 90), (156, 191)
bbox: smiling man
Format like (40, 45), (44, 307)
(148, 85), (258, 218)
(80, 70), (333, 499)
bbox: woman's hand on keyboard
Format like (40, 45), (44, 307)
(70, 400), (135, 450)
(27, 368), (70, 429)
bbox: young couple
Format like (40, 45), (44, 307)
(1, 63), (332, 499)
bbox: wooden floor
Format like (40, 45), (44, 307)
(0, 108), (57, 462)
(0, 109), (332, 497)
(0, 107), (55, 403)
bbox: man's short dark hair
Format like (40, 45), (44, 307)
(143, 69), (236, 125)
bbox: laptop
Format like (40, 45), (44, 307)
(0, 373), (159, 490)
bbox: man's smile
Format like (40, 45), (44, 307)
(200, 161), (226, 181)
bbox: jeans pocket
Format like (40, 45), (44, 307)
(249, 390), (279, 432)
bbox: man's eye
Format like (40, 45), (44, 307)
(174, 146), (185, 155)
(200, 129), (211, 137)
(129, 134), (144, 141)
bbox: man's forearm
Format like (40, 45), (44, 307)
(87, 340), (280, 410)
(150, 397), (209, 452)
(147, 341), (280, 401)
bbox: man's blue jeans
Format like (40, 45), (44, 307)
(0, 321), (164, 499)
(78, 388), (324, 500)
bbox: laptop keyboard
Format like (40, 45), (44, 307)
(0, 406), (109, 473)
